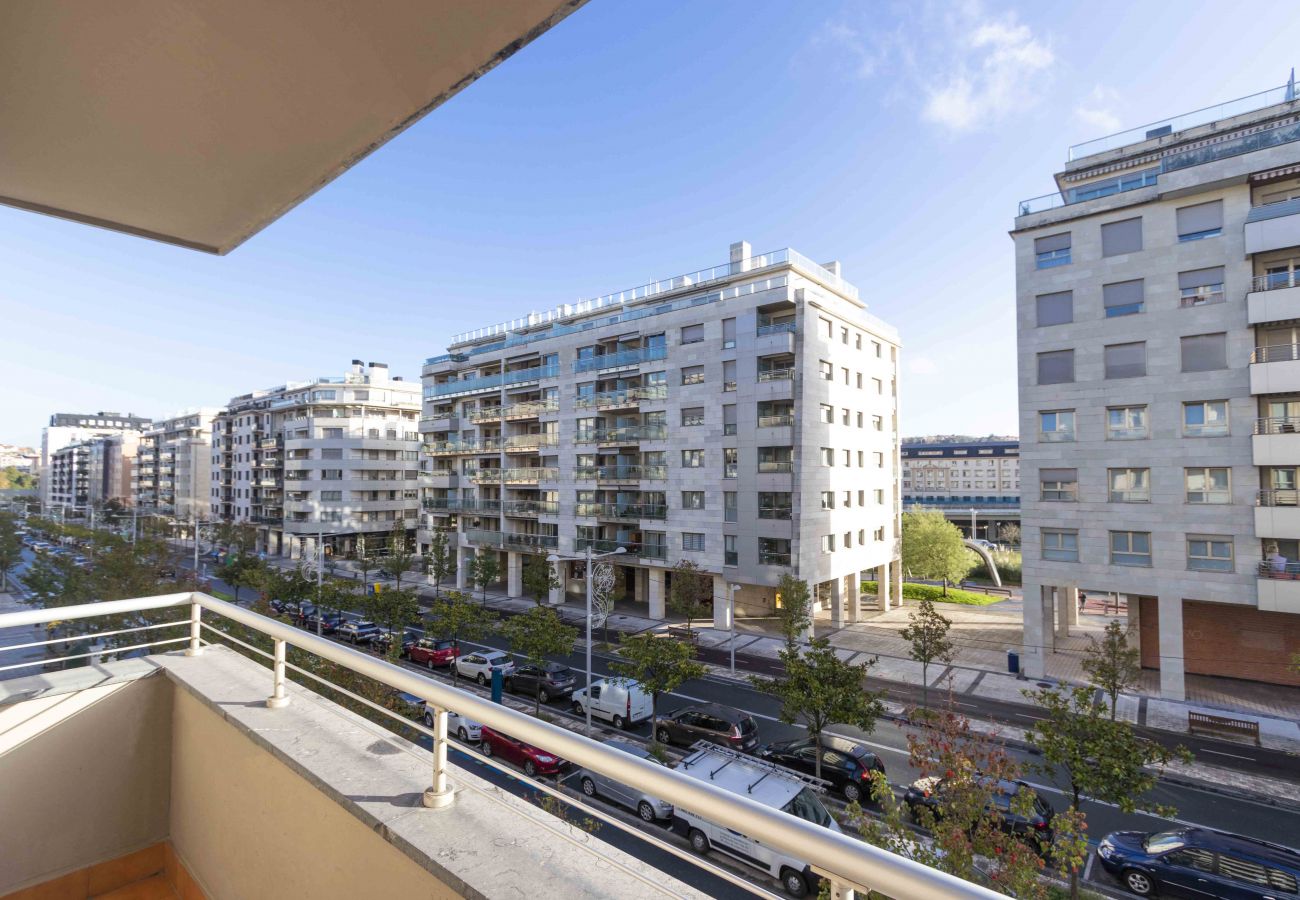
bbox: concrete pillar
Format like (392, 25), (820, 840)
(507, 552), (523, 598)
(844, 572), (860, 624)
(1021, 581), (1049, 679)
(876, 562), (891, 610)
(454, 548), (468, 590)
(1054, 586), (1072, 639)
(1124, 594), (1139, 630)
(648, 567), (665, 620)
(1158, 596), (1186, 701)
(712, 575), (732, 630)
(829, 577), (845, 628)
(1065, 584), (1080, 627)
(548, 559), (564, 606)
(289, 538), (301, 561)
(302, 537), (316, 568)
(890, 558), (902, 609)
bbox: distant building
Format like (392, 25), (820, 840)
(47, 432), (140, 511)
(0, 444), (38, 471)
(132, 409), (220, 522)
(40, 412), (150, 510)
(900, 439), (1020, 541)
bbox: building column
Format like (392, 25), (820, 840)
(1055, 585), (1074, 639)
(712, 575), (731, 630)
(507, 551), (523, 599)
(288, 537), (301, 561)
(1124, 593), (1138, 630)
(454, 548), (468, 590)
(548, 559), (564, 606)
(1065, 584), (1080, 627)
(890, 558), (902, 609)
(1158, 596), (1186, 701)
(844, 572), (860, 624)
(829, 578), (846, 628)
(876, 562), (891, 610)
(1021, 581), (1049, 679)
(648, 567), (665, 620)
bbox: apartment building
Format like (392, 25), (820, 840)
(210, 362), (422, 560)
(419, 241), (902, 625)
(1014, 81), (1300, 695)
(47, 432), (140, 511)
(40, 411), (151, 510)
(132, 409), (220, 522)
(900, 438), (1020, 541)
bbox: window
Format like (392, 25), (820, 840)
(722, 317), (736, 349)
(682, 532), (705, 552)
(841, 408), (850, 425)
(760, 537), (791, 565)
(872, 377), (883, 394)
(1110, 531), (1152, 566)
(873, 527), (885, 542)
(821, 534), (836, 553)
(724, 535), (738, 567)
(1187, 535), (1233, 572)
(820, 404), (834, 423)
(724, 491), (738, 522)
(723, 447), (738, 478)
(1040, 468), (1077, 502)
(1042, 529), (1079, 562)
(1179, 267), (1225, 307)
(681, 366), (704, 385)
(819, 360), (834, 381)
(759, 492), (792, 519)
(843, 449), (851, 466)
(1037, 350), (1074, 384)
(1103, 279), (1144, 317)
(681, 449), (704, 468)
(1035, 233), (1071, 268)
(859, 529), (866, 544)
(321, 469), (343, 480)
(1101, 217), (1143, 256)
(681, 407), (704, 426)
(820, 317), (833, 338)
(1108, 467), (1150, 502)
(1176, 200), (1223, 242)
(822, 447), (834, 466)
(841, 326), (849, 344)
(1039, 410), (1075, 442)
(1181, 333), (1227, 372)
(681, 323), (704, 344)
(843, 532), (852, 548)
(873, 341), (882, 358)
(323, 427), (343, 438)
(858, 490), (866, 505)
(1184, 400), (1229, 436)
(1035, 291), (1073, 326)
(1105, 342), (1146, 379)
(1185, 467), (1231, 504)
(681, 491), (705, 510)
(821, 491), (835, 509)
(874, 488), (885, 504)
(874, 452), (885, 468)
(320, 490), (342, 502)
(872, 414), (883, 431)
(1106, 405), (1148, 440)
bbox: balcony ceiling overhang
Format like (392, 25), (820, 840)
(0, 1), (583, 254)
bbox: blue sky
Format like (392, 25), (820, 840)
(3, 1), (1298, 448)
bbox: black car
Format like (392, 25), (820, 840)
(505, 662), (576, 703)
(372, 629), (420, 657)
(904, 776), (1054, 845)
(758, 735), (886, 803)
(654, 703), (758, 752)
(1098, 828), (1300, 898)
(303, 609), (344, 634)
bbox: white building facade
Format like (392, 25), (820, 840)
(210, 362), (422, 560)
(133, 409), (219, 523)
(420, 241), (903, 624)
(1014, 83), (1300, 695)
(40, 412), (151, 510)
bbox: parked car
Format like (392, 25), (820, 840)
(421, 707), (482, 742)
(758, 735), (886, 803)
(506, 662), (576, 703)
(571, 677), (653, 729)
(455, 649), (515, 685)
(904, 776), (1054, 846)
(577, 738), (673, 823)
(655, 703), (758, 752)
(392, 691), (427, 719)
(304, 609), (344, 634)
(479, 725), (566, 778)
(336, 620), (382, 644)
(408, 637), (460, 668)
(372, 629), (420, 657)
(1097, 827), (1300, 899)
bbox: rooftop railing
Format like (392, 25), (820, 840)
(425, 364), (560, 399)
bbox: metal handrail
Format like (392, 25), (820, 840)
(1257, 488), (1299, 507)
(1, 593), (995, 898)
(1251, 272), (1300, 293)
(1252, 342), (1300, 363)
(757, 368), (794, 382)
(1254, 416), (1300, 435)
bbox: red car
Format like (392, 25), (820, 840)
(479, 726), (567, 778)
(408, 638), (460, 669)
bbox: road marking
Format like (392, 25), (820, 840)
(1200, 748), (1255, 761)
(1014, 713), (1046, 721)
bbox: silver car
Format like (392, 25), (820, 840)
(577, 739), (673, 823)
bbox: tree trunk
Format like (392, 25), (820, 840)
(941, 578), (948, 597)
(921, 660), (929, 709)
(813, 730), (822, 780)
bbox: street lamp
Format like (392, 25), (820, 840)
(547, 543), (626, 735)
(969, 507), (977, 543)
(727, 583), (740, 675)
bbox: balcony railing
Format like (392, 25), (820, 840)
(575, 425), (667, 444)
(573, 346), (668, 373)
(419, 414), (456, 431)
(757, 414), (794, 428)
(468, 398), (559, 422)
(499, 467), (559, 484)
(1252, 272), (1300, 293)
(757, 460), (794, 474)
(1258, 488), (1299, 507)
(464, 529), (559, 551)
(575, 502), (668, 520)
(758, 506), (793, 520)
(1258, 560), (1300, 579)
(425, 438), (502, 455)
(1255, 417), (1300, 435)
(757, 368), (794, 382)
(426, 364), (560, 398)
(502, 433), (560, 451)
(423, 497), (500, 513)
(1252, 343), (1300, 363)
(574, 538), (667, 560)
(756, 320), (796, 336)
(573, 465), (667, 481)
(502, 499), (560, 516)
(574, 385), (668, 409)
(759, 551), (792, 566)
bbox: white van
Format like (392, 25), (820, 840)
(672, 743), (839, 897)
(569, 677), (653, 729)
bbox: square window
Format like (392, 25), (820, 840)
(1183, 400), (1229, 436)
(1187, 535), (1233, 572)
(1039, 410), (1075, 442)
(1185, 467), (1230, 504)
(682, 532), (705, 552)
(1106, 406), (1148, 440)
(1035, 233), (1071, 268)
(1042, 529), (1079, 562)
(681, 490), (705, 510)
(1108, 467), (1150, 502)
(682, 449), (704, 468)
(1110, 531), (1152, 567)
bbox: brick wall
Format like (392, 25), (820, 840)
(1140, 598), (1300, 687)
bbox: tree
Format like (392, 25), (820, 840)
(522, 553), (561, 607)
(752, 637), (884, 780)
(220, 555), (268, 606)
(667, 559), (711, 636)
(1025, 684), (1190, 900)
(377, 522), (417, 589)
(1081, 619), (1141, 720)
(425, 590), (496, 685)
(614, 632), (706, 730)
(426, 527), (454, 598)
(997, 522), (1021, 547)
(315, 577), (356, 627)
(500, 606), (578, 714)
(774, 572), (813, 656)
(364, 587), (421, 660)
(899, 598), (955, 710)
(0, 512), (23, 591)
(468, 549), (500, 605)
(901, 509), (974, 595)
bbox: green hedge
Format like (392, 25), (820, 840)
(967, 550), (1022, 586)
(860, 581), (1002, 606)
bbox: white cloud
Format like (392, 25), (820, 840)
(1074, 85), (1122, 134)
(922, 16), (1055, 131)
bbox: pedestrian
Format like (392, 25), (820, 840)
(1077, 590), (1087, 614)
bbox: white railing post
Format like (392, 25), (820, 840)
(185, 600), (203, 656)
(266, 639), (290, 708)
(422, 704), (454, 809)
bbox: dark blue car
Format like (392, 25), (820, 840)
(1098, 827), (1300, 898)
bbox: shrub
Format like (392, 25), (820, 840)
(968, 549), (1022, 585)
(861, 581), (1001, 607)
